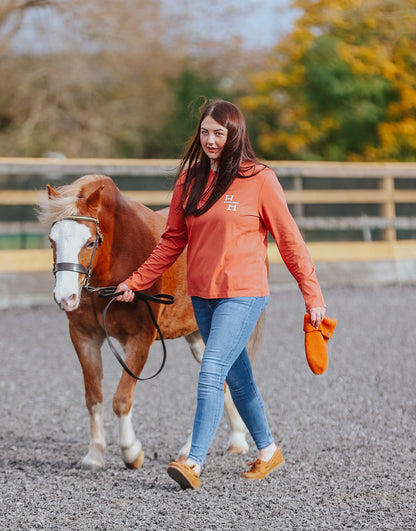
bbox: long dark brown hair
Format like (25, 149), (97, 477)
(175, 99), (265, 217)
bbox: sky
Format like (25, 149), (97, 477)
(8, 0), (298, 54)
(228, 0), (300, 49)
(162, 0), (298, 51)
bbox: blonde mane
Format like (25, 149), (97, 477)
(37, 181), (83, 225)
(37, 175), (107, 225)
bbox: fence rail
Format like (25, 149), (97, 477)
(1, 157), (416, 177)
(1, 157), (416, 273)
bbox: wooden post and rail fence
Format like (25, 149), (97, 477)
(0, 157), (416, 273)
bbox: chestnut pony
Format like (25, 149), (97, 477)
(38, 174), (265, 470)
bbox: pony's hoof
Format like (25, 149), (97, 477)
(228, 445), (248, 455)
(81, 454), (105, 470)
(125, 449), (145, 469)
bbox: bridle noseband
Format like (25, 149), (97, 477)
(53, 215), (103, 289)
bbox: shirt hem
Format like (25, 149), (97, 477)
(188, 288), (270, 299)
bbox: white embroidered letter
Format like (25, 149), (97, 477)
(224, 195), (239, 212)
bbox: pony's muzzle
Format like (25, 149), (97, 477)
(54, 291), (79, 312)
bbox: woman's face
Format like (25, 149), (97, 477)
(200, 115), (228, 170)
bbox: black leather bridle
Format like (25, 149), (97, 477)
(52, 215), (103, 289)
(51, 215), (174, 381)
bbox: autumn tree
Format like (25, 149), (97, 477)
(0, 1), (181, 157)
(241, 0), (416, 161)
(0, 0), (265, 158)
(0, 1), (59, 52)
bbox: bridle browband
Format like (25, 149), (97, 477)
(51, 214), (175, 381)
(53, 215), (103, 288)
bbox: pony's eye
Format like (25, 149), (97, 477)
(86, 241), (96, 249)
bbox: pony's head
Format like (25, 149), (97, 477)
(38, 175), (106, 312)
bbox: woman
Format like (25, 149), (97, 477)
(115, 99), (326, 489)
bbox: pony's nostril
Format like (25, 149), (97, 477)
(65, 294), (79, 309)
(56, 293), (79, 311)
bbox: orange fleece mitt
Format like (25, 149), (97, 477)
(303, 313), (337, 375)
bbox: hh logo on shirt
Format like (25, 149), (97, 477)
(224, 194), (239, 212)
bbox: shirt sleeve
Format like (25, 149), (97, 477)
(124, 180), (188, 291)
(259, 169), (325, 310)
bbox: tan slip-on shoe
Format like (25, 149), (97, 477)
(167, 460), (200, 490)
(242, 446), (285, 480)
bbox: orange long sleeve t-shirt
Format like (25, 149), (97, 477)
(125, 166), (325, 310)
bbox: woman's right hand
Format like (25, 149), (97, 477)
(115, 282), (135, 302)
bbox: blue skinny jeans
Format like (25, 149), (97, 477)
(188, 296), (274, 467)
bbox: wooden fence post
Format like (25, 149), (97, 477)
(293, 175), (304, 219)
(380, 176), (396, 242)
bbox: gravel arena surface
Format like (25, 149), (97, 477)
(1, 285), (415, 530)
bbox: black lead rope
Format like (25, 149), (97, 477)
(97, 287), (174, 381)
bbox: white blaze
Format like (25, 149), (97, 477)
(49, 220), (92, 305)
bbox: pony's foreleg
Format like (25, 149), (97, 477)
(113, 381), (144, 469)
(70, 330), (107, 469)
(82, 403), (106, 469)
(117, 407), (144, 470)
(112, 339), (152, 470)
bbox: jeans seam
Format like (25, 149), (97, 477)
(221, 297), (259, 369)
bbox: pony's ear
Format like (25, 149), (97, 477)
(86, 184), (104, 214)
(47, 184), (58, 198)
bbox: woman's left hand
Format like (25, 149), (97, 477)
(309, 307), (326, 328)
